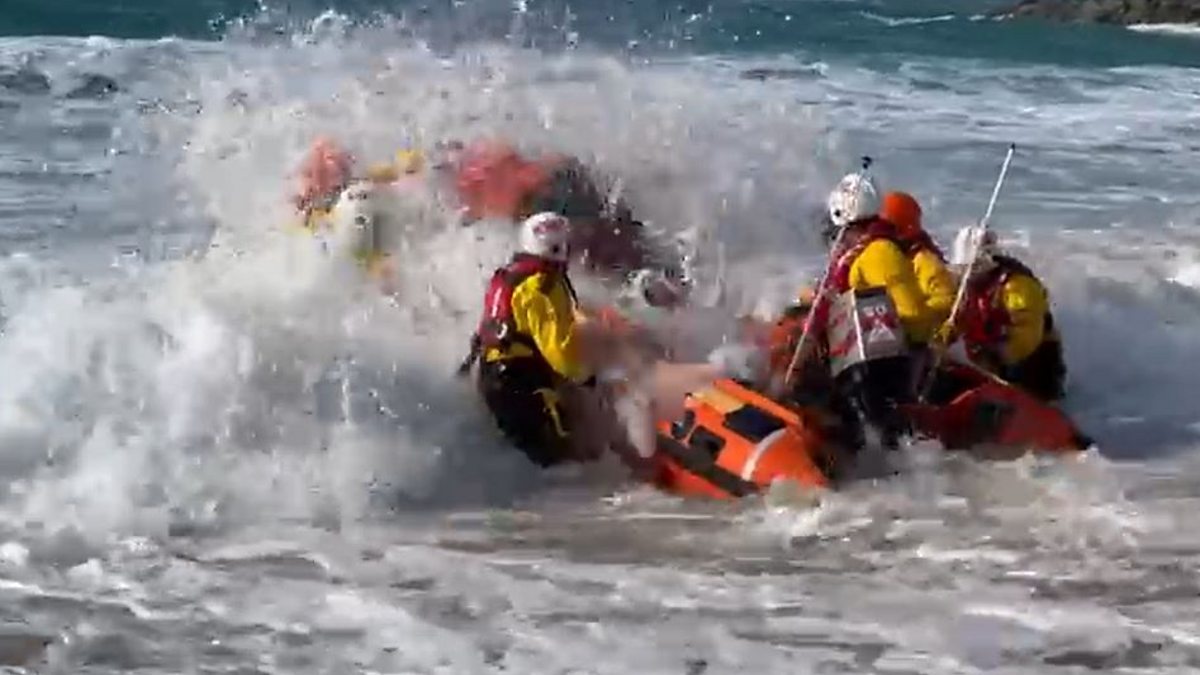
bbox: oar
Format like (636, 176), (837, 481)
(918, 142), (1016, 402)
(778, 155), (874, 392)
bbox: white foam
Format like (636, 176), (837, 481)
(1128, 22), (1200, 37)
(859, 12), (956, 28)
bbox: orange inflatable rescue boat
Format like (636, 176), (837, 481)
(583, 304), (845, 498)
(901, 359), (1092, 457)
(746, 296), (1091, 456)
(641, 290), (1091, 501)
(649, 378), (846, 499)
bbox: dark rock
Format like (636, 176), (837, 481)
(0, 67), (50, 95)
(992, 0), (1200, 24)
(65, 73), (120, 100)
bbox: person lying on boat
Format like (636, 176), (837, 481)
(936, 225), (1067, 402)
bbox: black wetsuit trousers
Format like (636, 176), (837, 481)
(477, 358), (573, 467)
(832, 354), (915, 452)
(1004, 339), (1067, 402)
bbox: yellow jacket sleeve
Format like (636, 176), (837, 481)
(850, 239), (936, 344)
(510, 274), (591, 383)
(365, 162), (400, 183)
(913, 249), (956, 324)
(999, 274), (1048, 364)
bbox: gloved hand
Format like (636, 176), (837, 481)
(794, 284), (817, 309)
(933, 320), (958, 345)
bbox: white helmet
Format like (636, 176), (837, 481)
(519, 211), (572, 263)
(826, 172), (880, 228)
(326, 180), (380, 256)
(950, 225), (999, 268)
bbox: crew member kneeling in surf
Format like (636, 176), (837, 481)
(943, 225), (1067, 402)
(459, 212), (598, 467)
(800, 173), (941, 450)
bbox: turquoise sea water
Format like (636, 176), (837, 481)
(5, 0), (1200, 66)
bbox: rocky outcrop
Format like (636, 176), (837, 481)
(993, 0), (1200, 25)
(0, 68), (122, 100)
(0, 67), (50, 95)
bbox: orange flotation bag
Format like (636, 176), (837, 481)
(650, 378), (845, 499)
(453, 140), (549, 221)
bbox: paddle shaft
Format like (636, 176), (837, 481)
(782, 156), (873, 389)
(918, 142), (1016, 402)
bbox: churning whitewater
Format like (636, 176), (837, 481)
(1, 3), (1200, 673)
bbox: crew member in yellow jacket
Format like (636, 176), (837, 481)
(809, 179), (941, 347)
(943, 225), (1067, 401)
(292, 142), (427, 290)
(800, 172), (942, 450)
(291, 137), (425, 221)
(459, 212), (599, 467)
(879, 190), (956, 327)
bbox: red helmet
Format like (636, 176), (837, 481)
(880, 191), (923, 239)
